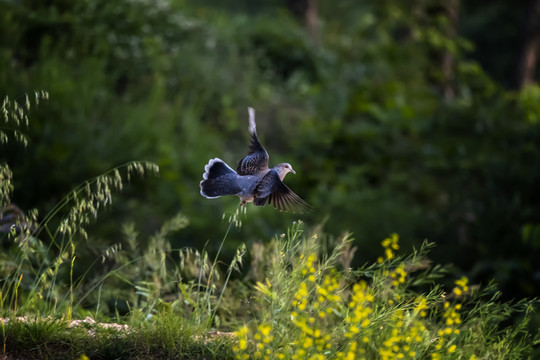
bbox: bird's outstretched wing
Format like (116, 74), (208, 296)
(253, 170), (311, 213)
(236, 107), (269, 175)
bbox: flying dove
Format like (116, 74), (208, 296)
(200, 108), (310, 213)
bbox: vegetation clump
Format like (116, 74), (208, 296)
(233, 229), (537, 360)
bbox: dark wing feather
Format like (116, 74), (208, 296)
(236, 108), (269, 175)
(270, 186), (311, 213)
(254, 170), (311, 213)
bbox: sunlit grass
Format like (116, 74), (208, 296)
(1, 187), (538, 359)
(1, 93), (538, 359)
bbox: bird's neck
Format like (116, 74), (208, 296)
(275, 170), (287, 181)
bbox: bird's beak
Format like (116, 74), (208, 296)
(290, 168), (296, 174)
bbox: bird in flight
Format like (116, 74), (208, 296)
(200, 108), (310, 213)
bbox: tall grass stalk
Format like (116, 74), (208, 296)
(212, 242), (246, 324)
(0, 291), (4, 356)
(68, 255), (76, 321)
(13, 275), (22, 315)
(193, 206), (247, 327)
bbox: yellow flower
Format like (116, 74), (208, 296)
(236, 324), (248, 336)
(455, 276), (468, 289)
(390, 233), (399, 249)
(380, 234), (400, 261)
(239, 339), (247, 350)
(453, 276), (469, 296)
(448, 344), (457, 353)
(254, 278), (275, 299)
(444, 302), (450, 309)
(259, 324), (271, 336)
(349, 325), (360, 334)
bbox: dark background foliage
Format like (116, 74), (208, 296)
(1, 0), (540, 308)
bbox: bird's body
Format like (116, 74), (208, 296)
(200, 108), (310, 213)
(200, 158), (259, 203)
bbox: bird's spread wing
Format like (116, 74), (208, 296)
(236, 107), (269, 175)
(253, 170), (311, 213)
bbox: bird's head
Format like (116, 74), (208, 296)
(275, 163), (296, 180)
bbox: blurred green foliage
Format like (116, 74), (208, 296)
(1, 0), (539, 306)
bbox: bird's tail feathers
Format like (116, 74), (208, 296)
(248, 107), (256, 135)
(200, 158), (240, 199)
(202, 158), (236, 180)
